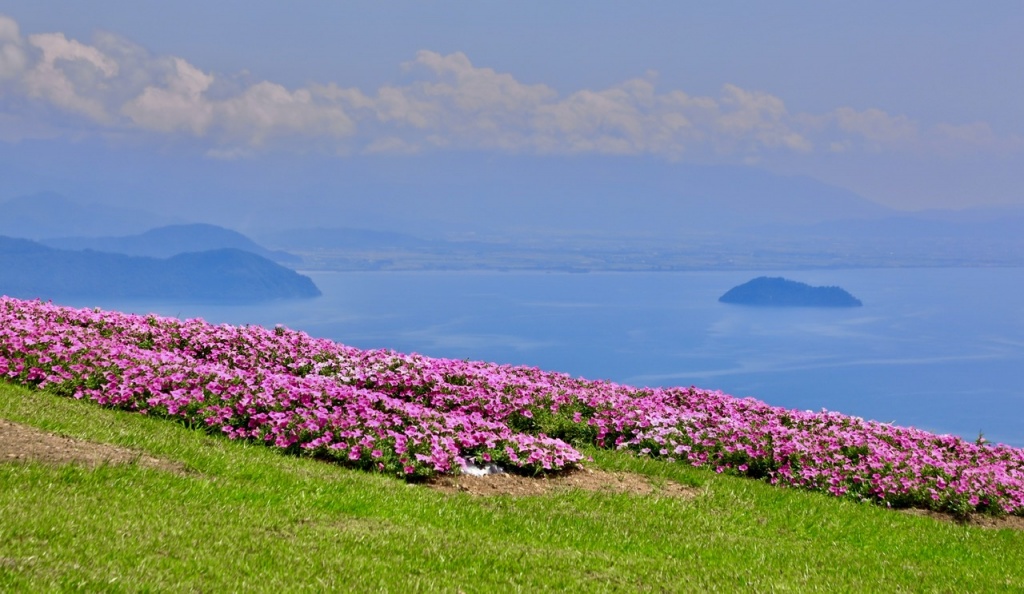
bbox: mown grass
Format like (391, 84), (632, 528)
(2, 381), (1024, 592)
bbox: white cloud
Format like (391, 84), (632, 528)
(217, 81), (353, 146)
(29, 32), (118, 77)
(529, 79), (813, 157)
(0, 15), (19, 42)
(832, 107), (918, 150)
(368, 85), (438, 128)
(123, 59), (354, 146)
(351, 54), (811, 158)
(534, 83), (648, 154)
(718, 84), (812, 152)
(933, 121), (1024, 154)
(823, 108), (1024, 156)
(0, 15), (26, 81)
(367, 50), (557, 151)
(23, 32), (119, 122)
(122, 58), (214, 134)
(411, 50), (556, 113)
(0, 13), (1017, 162)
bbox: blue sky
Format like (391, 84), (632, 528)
(1, 2), (1022, 219)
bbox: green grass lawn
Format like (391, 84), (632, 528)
(3, 381), (1023, 592)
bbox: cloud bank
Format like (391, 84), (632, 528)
(0, 14), (1019, 160)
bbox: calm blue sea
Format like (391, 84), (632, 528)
(61, 268), (1024, 446)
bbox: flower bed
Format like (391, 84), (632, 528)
(2, 296), (1023, 515)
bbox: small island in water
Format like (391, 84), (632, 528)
(719, 277), (862, 308)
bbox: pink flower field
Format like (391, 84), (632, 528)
(2, 296), (1023, 516)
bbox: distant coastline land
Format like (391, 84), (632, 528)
(0, 236), (320, 303)
(719, 277), (863, 307)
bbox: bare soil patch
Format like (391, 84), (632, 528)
(900, 507), (1024, 532)
(7, 417), (1021, 532)
(426, 466), (700, 498)
(0, 418), (185, 473)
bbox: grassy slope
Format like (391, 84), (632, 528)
(2, 381), (1023, 592)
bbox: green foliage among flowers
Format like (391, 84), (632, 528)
(2, 296), (1023, 517)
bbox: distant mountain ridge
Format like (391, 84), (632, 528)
(0, 236), (320, 303)
(5, 171), (1024, 273)
(256, 227), (433, 251)
(244, 155), (896, 237)
(44, 224), (301, 265)
(0, 192), (178, 239)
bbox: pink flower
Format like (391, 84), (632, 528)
(3, 295), (1024, 517)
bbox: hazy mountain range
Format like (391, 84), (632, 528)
(43, 223), (301, 265)
(0, 192), (179, 240)
(0, 236), (319, 303)
(3, 152), (1023, 271)
(233, 155), (898, 239)
(0, 148), (901, 239)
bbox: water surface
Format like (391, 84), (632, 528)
(63, 268), (1024, 446)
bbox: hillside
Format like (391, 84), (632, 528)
(0, 192), (176, 239)
(4, 383), (1024, 591)
(0, 237), (320, 302)
(2, 300), (1024, 590)
(43, 223), (301, 265)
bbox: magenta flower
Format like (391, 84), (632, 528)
(2, 295), (1023, 516)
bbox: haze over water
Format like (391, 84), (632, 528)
(3, 5), (1024, 448)
(68, 267), (1024, 448)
